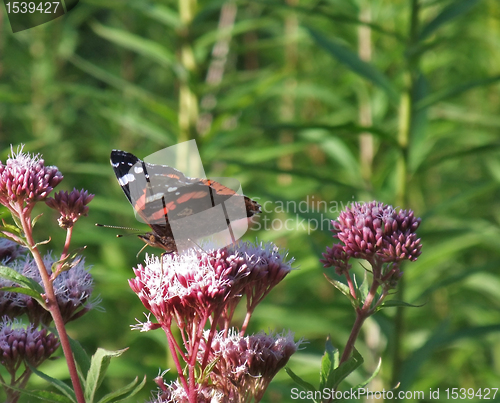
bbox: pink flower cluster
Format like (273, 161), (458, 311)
(129, 242), (296, 403)
(322, 201), (422, 274)
(150, 330), (300, 403)
(129, 242), (293, 333)
(0, 147), (63, 216)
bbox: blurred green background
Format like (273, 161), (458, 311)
(1, 0), (500, 401)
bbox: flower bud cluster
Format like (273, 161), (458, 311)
(321, 201), (422, 273)
(129, 242), (293, 330)
(0, 317), (59, 373)
(46, 188), (94, 229)
(0, 147), (63, 215)
(0, 252), (94, 325)
(198, 329), (300, 402)
(0, 239), (26, 264)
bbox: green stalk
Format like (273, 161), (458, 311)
(178, 0), (199, 144)
(391, 0), (420, 386)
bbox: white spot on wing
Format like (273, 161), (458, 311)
(134, 166), (144, 174)
(118, 173), (135, 186)
(167, 187), (178, 192)
(146, 192), (165, 203)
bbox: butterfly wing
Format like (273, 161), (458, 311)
(110, 149), (261, 252)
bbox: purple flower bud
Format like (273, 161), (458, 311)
(325, 201), (422, 271)
(197, 329), (301, 402)
(46, 188), (94, 229)
(0, 317), (59, 373)
(0, 253), (94, 325)
(0, 239), (26, 264)
(320, 243), (351, 274)
(0, 146), (63, 215)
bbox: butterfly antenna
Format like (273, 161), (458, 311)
(96, 223), (142, 231)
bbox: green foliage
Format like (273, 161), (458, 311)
(28, 348), (145, 403)
(1, 0), (500, 401)
(0, 266), (46, 305)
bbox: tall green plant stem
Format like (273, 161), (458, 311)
(19, 209), (85, 403)
(178, 0), (199, 144)
(392, 0), (421, 386)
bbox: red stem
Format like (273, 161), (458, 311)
(163, 324), (189, 391)
(19, 208), (85, 403)
(339, 273), (381, 365)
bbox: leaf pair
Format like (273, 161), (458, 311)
(286, 337), (380, 403)
(29, 344), (146, 403)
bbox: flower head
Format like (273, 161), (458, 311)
(322, 201), (422, 269)
(0, 146), (63, 216)
(0, 239), (26, 264)
(320, 243), (352, 275)
(198, 329), (300, 402)
(0, 253), (94, 325)
(148, 380), (223, 403)
(0, 317), (59, 373)
(46, 188), (94, 229)
(129, 242), (293, 330)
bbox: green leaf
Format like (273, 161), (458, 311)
(0, 383), (73, 403)
(379, 300), (425, 309)
(353, 357), (382, 389)
(419, 0), (480, 41)
(130, 3), (181, 29)
(89, 22), (182, 76)
(29, 364), (77, 403)
(31, 213), (44, 228)
(101, 108), (176, 144)
(220, 159), (360, 192)
(0, 265), (45, 295)
(250, 1), (404, 41)
(96, 375), (146, 403)
(323, 274), (358, 308)
(0, 286), (45, 302)
(416, 75), (500, 110)
(262, 123), (398, 147)
(0, 221), (23, 237)
(307, 28), (398, 102)
(85, 348), (128, 403)
(319, 336), (339, 390)
(330, 348), (364, 390)
(285, 367), (318, 401)
(399, 322), (500, 389)
(52, 248), (86, 277)
(358, 271), (369, 304)
(68, 55), (175, 113)
(67, 335), (91, 380)
(200, 357), (219, 383)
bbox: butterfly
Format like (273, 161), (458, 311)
(110, 150), (261, 253)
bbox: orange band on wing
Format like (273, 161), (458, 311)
(176, 190), (208, 203)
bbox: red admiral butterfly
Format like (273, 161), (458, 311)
(110, 150), (261, 253)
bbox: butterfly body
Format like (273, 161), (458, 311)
(110, 150), (261, 253)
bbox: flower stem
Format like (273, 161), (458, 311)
(339, 309), (367, 365)
(19, 211), (85, 403)
(340, 275), (380, 365)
